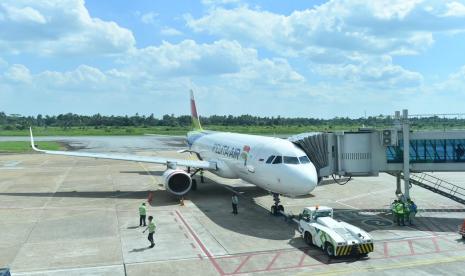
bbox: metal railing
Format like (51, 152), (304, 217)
(410, 173), (465, 203)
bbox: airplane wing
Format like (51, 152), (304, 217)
(29, 128), (216, 170)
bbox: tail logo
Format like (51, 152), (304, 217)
(190, 90), (202, 130)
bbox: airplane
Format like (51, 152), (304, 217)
(30, 91), (318, 214)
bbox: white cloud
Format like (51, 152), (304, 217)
(121, 39), (303, 86)
(185, 0), (465, 88)
(187, 1), (465, 58)
(201, 0), (241, 7)
(1, 3), (46, 24)
(0, 57), (8, 69)
(4, 64), (31, 83)
(160, 27), (183, 36)
(314, 56), (423, 88)
(0, 39), (305, 109)
(0, 0), (135, 56)
(444, 2), (465, 17)
(140, 11), (158, 24)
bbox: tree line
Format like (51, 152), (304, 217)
(1, 111), (464, 130)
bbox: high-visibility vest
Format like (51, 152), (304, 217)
(404, 203), (410, 213)
(148, 221), (156, 233)
(395, 203), (404, 214)
(139, 205), (146, 215)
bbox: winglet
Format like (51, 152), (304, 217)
(29, 127), (41, 152)
(190, 90), (203, 131)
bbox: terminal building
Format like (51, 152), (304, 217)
(290, 110), (465, 205)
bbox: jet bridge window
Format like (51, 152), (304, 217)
(272, 156), (282, 164)
(283, 156), (300, 164)
(299, 156), (310, 164)
(266, 155), (275, 164)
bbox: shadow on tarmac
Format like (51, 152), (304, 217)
(129, 247), (153, 253)
(0, 177), (462, 242)
(332, 208), (464, 234)
(120, 170), (165, 176)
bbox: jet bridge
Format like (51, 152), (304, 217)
(290, 110), (465, 204)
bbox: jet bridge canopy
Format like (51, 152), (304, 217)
(289, 110), (465, 204)
(290, 130), (465, 178)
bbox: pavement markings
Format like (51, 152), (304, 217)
(307, 255), (465, 276)
(137, 162), (158, 187)
(175, 210), (225, 275)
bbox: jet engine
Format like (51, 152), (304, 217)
(163, 169), (192, 196)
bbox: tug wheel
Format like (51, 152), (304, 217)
(325, 243), (334, 258)
(304, 232), (313, 246)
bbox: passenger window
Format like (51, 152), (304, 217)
(266, 155), (275, 164)
(272, 156), (282, 164)
(299, 156), (310, 164)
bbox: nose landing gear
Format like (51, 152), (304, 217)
(271, 193), (284, 216)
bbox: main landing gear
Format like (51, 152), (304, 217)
(271, 193), (284, 216)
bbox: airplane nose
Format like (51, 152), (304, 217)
(295, 163), (318, 195)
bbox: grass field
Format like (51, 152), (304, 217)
(0, 122), (458, 137)
(0, 125), (367, 136)
(0, 141), (63, 153)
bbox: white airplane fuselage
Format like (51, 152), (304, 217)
(188, 131), (318, 196)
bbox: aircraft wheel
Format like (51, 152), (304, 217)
(304, 232), (313, 246)
(278, 205), (284, 212)
(270, 205), (277, 215)
(191, 179), (197, 191)
(325, 243), (334, 258)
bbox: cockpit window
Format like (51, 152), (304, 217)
(283, 156), (300, 164)
(299, 156), (310, 164)
(272, 156), (282, 164)
(266, 155), (275, 164)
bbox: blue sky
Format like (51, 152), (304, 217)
(1, 0), (465, 118)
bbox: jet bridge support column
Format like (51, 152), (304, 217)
(402, 109), (410, 199)
(396, 172), (402, 195)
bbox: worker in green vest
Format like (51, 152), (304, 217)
(139, 202), (147, 227)
(404, 200), (411, 225)
(143, 216), (156, 248)
(200, 169), (205, 183)
(395, 201), (405, 226)
(390, 199), (398, 223)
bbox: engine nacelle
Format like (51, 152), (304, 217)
(163, 169), (192, 196)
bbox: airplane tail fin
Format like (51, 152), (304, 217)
(190, 90), (203, 131)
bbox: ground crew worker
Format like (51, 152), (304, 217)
(231, 194), (238, 215)
(395, 201), (405, 226)
(200, 170), (204, 183)
(408, 200), (417, 225)
(139, 202), (147, 227)
(404, 200), (411, 225)
(390, 199), (398, 222)
(143, 216), (156, 248)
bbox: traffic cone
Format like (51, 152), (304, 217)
(147, 191), (153, 204)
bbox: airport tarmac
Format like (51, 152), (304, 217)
(1, 136), (465, 275)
